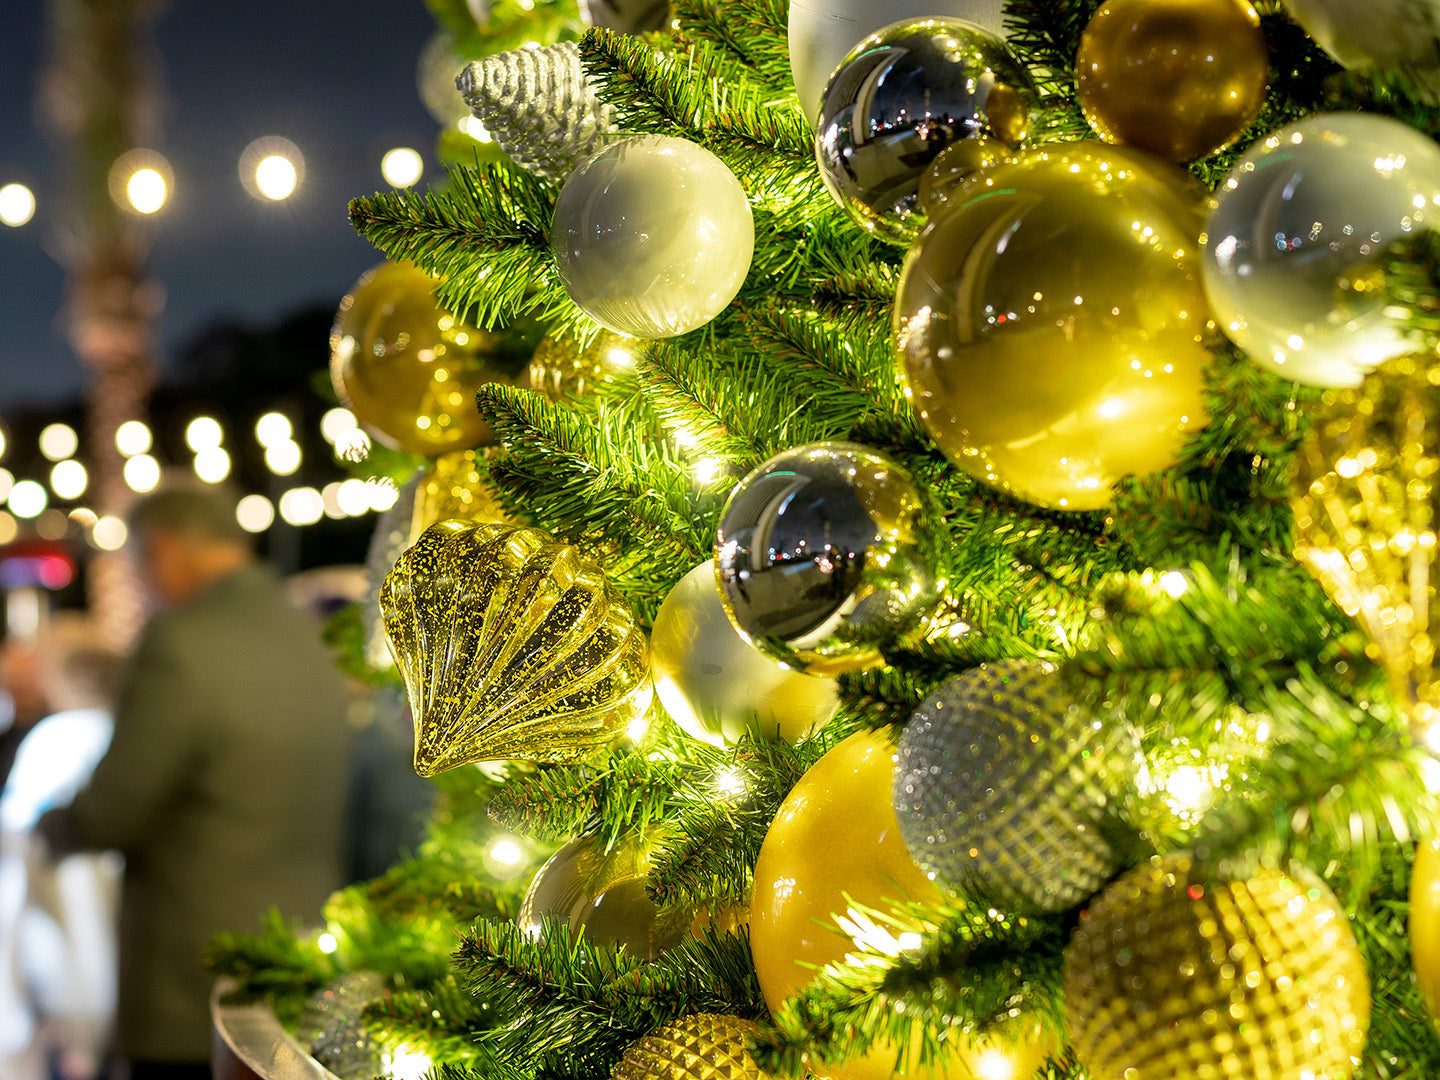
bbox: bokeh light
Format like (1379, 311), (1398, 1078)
(92, 515), (128, 551)
(36, 509), (69, 540)
(109, 149), (172, 215)
(236, 494), (275, 533)
(0, 183), (36, 227)
(50, 460), (88, 500)
(123, 454), (161, 494)
(381, 147), (425, 188)
(8, 480), (48, 519)
(0, 468), (13, 502)
(279, 486), (324, 526)
(255, 411), (293, 447)
(336, 478), (372, 516)
(321, 481), (347, 519)
(185, 416), (224, 451)
(240, 137), (305, 201)
(0, 511), (16, 545)
(39, 423), (79, 461)
(320, 406), (358, 445)
(367, 479), (399, 512)
(193, 446), (232, 484)
(264, 440), (302, 476)
(115, 420), (152, 457)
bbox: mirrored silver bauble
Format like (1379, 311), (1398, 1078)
(715, 441), (938, 675)
(815, 17), (1037, 245)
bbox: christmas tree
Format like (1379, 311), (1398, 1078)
(210, 1), (1440, 1078)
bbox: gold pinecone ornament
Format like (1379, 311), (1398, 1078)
(611, 1014), (768, 1080)
(1062, 852), (1370, 1080)
(380, 520), (652, 774)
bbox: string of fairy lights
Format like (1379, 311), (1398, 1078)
(0, 407), (399, 552)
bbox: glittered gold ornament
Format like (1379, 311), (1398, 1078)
(330, 261), (511, 455)
(1063, 853), (1370, 1080)
(1411, 835), (1440, 1032)
(379, 520), (653, 774)
(893, 661), (1136, 913)
(1291, 351), (1440, 728)
(894, 142), (1212, 511)
(814, 18), (1037, 244)
(520, 836), (689, 960)
(612, 1014), (767, 1080)
(651, 562), (839, 748)
(1075, 0), (1269, 163)
(415, 449), (508, 528)
(529, 330), (639, 400)
(715, 442), (938, 675)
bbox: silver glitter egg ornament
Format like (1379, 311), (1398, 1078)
(814, 16), (1037, 245)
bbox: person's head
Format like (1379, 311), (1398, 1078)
(127, 486), (255, 610)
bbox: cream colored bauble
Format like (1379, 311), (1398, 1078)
(651, 562), (839, 747)
(788, 0), (1006, 126)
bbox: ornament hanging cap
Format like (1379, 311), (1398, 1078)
(457, 42), (615, 183)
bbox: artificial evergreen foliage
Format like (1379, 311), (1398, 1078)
(212, 1), (1440, 1078)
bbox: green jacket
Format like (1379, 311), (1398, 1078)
(40, 563), (354, 1063)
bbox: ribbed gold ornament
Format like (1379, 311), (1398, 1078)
(611, 1014), (766, 1080)
(1063, 853), (1370, 1080)
(380, 521), (652, 774)
(1292, 349), (1440, 729)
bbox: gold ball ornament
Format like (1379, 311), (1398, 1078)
(330, 261), (510, 455)
(1075, 0), (1269, 163)
(414, 449), (508, 528)
(1063, 853), (1371, 1080)
(520, 836), (689, 960)
(529, 330), (639, 400)
(894, 142), (1213, 511)
(751, 730), (1055, 1080)
(379, 520), (652, 774)
(651, 562), (839, 748)
(612, 1014), (767, 1080)
(1291, 351), (1440, 729)
(1410, 835), (1440, 1032)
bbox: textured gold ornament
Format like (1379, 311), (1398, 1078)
(1411, 835), (1440, 1034)
(529, 330), (638, 400)
(1063, 853), (1370, 1080)
(1292, 350), (1440, 728)
(612, 1014), (766, 1080)
(1076, 0), (1269, 162)
(380, 521), (652, 774)
(414, 449), (508, 530)
(330, 261), (510, 456)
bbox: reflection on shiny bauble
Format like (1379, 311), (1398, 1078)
(1282, 0), (1440, 84)
(1064, 854), (1370, 1080)
(917, 137), (1011, 214)
(1076, 0), (1269, 162)
(715, 442), (937, 675)
(581, 0), (670, 32)
(815, 18), (1036, 244)
(551, 136), (753, 339)
(651, 562), (839, 747)
(894, 142), (1212, 511)
(788, 0), (1006, 127)
(520, 836), (688, 960)
(894, 661), (1135, 912)
(1411, 835), (1440, 1033)
(330, 261), (509, 455)
(1202, 112), (1440, 388)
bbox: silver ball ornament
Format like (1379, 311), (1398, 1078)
(551, 135), (754, 339)
(1202, 112), (1440, 388)
(815, 17), (1037, 245)
(788, 0), (1007, 126)
(715, 441), (938, 675)
(893, 660), (1136, 912)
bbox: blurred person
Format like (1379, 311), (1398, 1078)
(0, 639), (50, 791)
(36, 486), (355, 1080)
(0, 617), (123, 1080)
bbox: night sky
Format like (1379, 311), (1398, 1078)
(0, 0), (444, 411)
